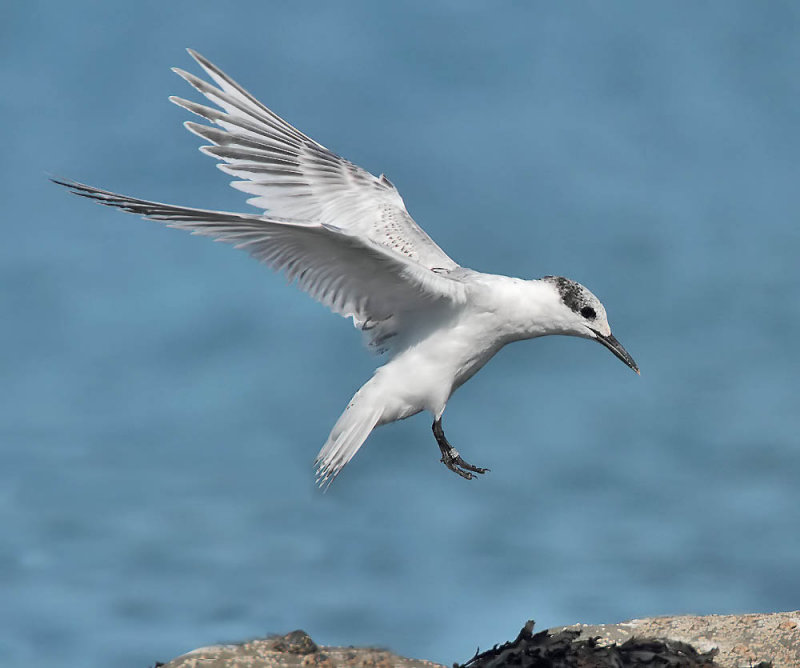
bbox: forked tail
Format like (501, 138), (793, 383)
(315, 383), (382, 488)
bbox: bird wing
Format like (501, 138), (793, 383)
(171, 49), (460, 273)
(54, 180), (467, 328)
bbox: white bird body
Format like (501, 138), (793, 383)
(55, 50), (638, 486)
(336, 273), (610, 424)
(365, 275), (529, 424)
(315, 273), (554, 480)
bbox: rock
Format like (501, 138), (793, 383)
(155, 611), (800, 668)
(456, 620), (720, 667)
(156, 629), (444, 668)
(554, 610), (799, 667)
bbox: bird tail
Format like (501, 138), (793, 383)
(315, 381), (383, 488)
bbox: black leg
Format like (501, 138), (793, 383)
(432, 418), (489, 480)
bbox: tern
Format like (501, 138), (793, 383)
(54, 50), (639, 486)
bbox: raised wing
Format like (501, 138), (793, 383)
(171, 49), (459, 272)
(54, 180), (467, 332)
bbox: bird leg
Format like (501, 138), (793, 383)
(432, 418), (489, 480)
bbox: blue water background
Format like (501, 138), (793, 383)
(3, 2), (800, 666)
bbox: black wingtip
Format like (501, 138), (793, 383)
(186, 48), (212, 71)
(49, 175), (84, 193)
(49, 177), (126, 206)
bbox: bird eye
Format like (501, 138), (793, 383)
(580, 306), (596, 319)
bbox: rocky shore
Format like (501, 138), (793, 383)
(156, 610), (799, 668)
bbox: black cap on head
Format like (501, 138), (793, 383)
(542, 276), (594, 315)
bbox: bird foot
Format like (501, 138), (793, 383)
(440, 447), (489, 480)
(433, 417), (489, 481)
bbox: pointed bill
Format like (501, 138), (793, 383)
(594, 331), (639, 374)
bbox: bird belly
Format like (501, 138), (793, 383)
(372, 312), (502, 424)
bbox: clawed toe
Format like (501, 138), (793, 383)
(440, 448), (489, 481)
(433, 416), (489, 481)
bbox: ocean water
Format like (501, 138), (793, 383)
(3, 2), (800, 666)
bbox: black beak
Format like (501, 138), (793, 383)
(592, 330), (639, 375)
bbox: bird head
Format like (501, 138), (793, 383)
(542, 275), (639, 374)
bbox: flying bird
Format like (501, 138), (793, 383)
(54, 50), (639, 486)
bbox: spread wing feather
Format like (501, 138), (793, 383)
(54, 180), (466, 328)
(54, 51), (467, 353)
(171, 49), (460, 272)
